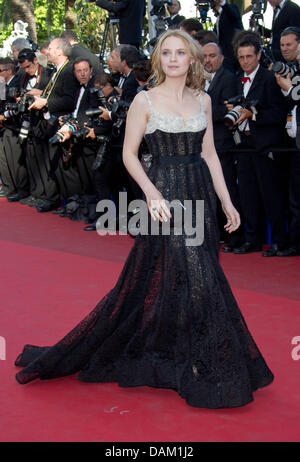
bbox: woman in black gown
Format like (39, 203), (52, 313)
(15, 29), (274, 408)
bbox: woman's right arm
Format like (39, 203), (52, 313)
(122, 92), (171, 222)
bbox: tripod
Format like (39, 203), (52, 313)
(99, 15), (120, 64)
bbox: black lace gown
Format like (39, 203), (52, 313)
(15, 94), (274, 408)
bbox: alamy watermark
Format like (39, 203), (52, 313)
(291, 336), (300, 361)
(95, 192), (205, 247)
(0, 336), (6, 360)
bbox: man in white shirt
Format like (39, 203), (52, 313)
(273, 40), (300, 256)
(267, 0), (300, 60)
(227, 33), (289, 256)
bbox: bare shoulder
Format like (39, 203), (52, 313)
(128, 91), (150, 121)
(201, 90), (211, 107)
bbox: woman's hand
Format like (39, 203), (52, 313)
(222, 201), (241, 233)
(145, 187), (172, 223)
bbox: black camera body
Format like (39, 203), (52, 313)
(150, 0), (173, 17)
(5, 88), (35, 117)
(224, 95), (259, 129)
(110, 97), (130, 137)
(272, 61), (299, 79)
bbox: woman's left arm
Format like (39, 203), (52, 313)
(201, 92), (240, 233)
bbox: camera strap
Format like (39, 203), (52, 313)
(42, 59), (69, 100)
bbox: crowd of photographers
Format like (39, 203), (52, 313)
(0, 0), (300, 257)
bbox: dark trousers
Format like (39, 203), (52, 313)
(72, 142), (96, 196)
(0, 129), (29, 197)
(93, 149), (142, 214)
(26, 136), (59, 203)
(288, 149), (300, 247)
(236, 135), (288, 246)
(218, 150), (245, 245)
(48, 142), (83, 200)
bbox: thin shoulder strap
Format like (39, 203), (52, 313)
(143, 90), (153, 110)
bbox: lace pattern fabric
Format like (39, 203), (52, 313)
(144, 91), (207, 135)
(14, 97), (274, 408)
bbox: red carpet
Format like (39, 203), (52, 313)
(0, 198), (300, 442)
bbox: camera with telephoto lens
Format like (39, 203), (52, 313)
(272, 61), (299, 78)
(224, 95), (259, 129)
(150, 0), (172, 16)
(48, 114), (77, 144)
(109, 97), (130, 137)
(5, 88), (35, 117)
(89, 86), (108, 108)
(91, 135), (111, 171)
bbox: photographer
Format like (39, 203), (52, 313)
(274, 40), (300, 256)
(165, 0), (185, 29)
(83, 72), (124, 231)
(210, 0), (243, 72)
(15, 48), (53, 205)
(27, 38), (79, 212)
(279, 26), (300, 64)
(90, 0), (146, 48)
(60, 30), (103, 75)
(203, 42), (244, 251)
(50, 58), (99, 208)
(0, 58), (29, 202)
(266, 0), (300, 61)
(227, 33), (288, 256)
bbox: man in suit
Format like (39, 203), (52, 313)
(90, 0), (146, 48)
(273, 39), (300, 256)
(228, 33), (289, 256)
(267, 0), (300, 61)
(165, 0), (185, 29)
(53, 57), (100, 205)
(203, 42), (244, 250)
(0, 57), (28, 201)
(28, 38), (79, 211)
(279, 26), (300, 63)
(60, 30), (103, 75)
(211, 0), (243, 72)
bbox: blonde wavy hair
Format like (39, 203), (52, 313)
(149, 29), (210, 93)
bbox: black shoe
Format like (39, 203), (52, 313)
(222, 243), (236, 253)
(233, 242), (262, 254)
(276, 246), (300, 257)
(84, 222), (97, 231)
(262, 244), (286, 257)
(52, 207), (65, 215)
(20, 196), (36, 205)
(36, 201), (60, 213)
(7, 193), (21, 202)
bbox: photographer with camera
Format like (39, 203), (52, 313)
(83, 72), (125, 231)
(48, 58), (100, 212)
(203, 42), (244, 251)
(164, 0), (185, 28)
(210, 0), (243, 73)
(279, 26), (300, 64)
(89, 0), (146, 49)
(226, 33), (289, 256)
(0, 57), (30, 202)
(26, 38), (79, 212)
(265, 0), (300, 61)
(273, 38), (300, 256)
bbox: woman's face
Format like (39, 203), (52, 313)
(160, 36), (193, 79)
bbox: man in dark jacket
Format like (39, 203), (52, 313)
(266, 0), (300, 61)
(228, 34), (289, 256)
(90, 0), (146, 48)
